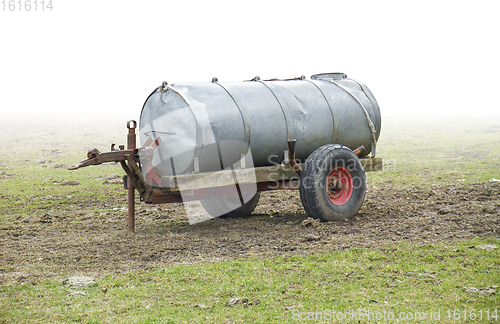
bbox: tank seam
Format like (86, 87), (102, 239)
(163, 85), (201, 172)
(212, 82), (251, 158)
(305, 80), (338, 144)
(329, 81), (378, 157)
(257, 81), (294, 155)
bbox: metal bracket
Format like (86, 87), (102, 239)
(67, 148), (138, 170)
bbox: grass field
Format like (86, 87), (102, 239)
(368, 116), (500, 186)
(1, 114), (499, 323)
(2, 239), (499, 323)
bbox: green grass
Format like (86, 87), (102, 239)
(367, 116), (500, 186)
(1, 238), (498, 323)
(0, 161), (126, 223)
(0, 115), (126, 222)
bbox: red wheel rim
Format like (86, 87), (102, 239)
(326, 167), (353, 205)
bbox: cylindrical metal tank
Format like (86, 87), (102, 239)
(139, 73), (381, 177)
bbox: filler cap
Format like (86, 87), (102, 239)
(311, 73), (347, 80)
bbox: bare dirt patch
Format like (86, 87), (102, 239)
(1, 182), (499, 286)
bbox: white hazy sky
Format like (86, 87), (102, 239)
(1, 0), (499, 121)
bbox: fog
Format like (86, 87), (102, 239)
(1, 0), (499, 123)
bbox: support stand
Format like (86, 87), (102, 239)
(127, 120), (137, 234)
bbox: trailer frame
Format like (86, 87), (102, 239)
(69, 120), (383, 233)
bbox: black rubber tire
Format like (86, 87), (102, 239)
(299, 144), (366, 221)
(201, 192), (261, 218)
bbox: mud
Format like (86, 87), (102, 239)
(1, 182), (499, 286)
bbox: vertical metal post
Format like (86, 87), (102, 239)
(127, 120), (137, 234)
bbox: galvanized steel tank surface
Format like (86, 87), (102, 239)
(139, 73), (381, 177)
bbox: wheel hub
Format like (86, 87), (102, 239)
(326, 167), (353, 205)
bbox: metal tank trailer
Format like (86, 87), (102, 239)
(69, 73), (382, 233)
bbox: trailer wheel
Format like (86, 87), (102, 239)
(299, 144), (366, 221)
(201, 192), (261, 219)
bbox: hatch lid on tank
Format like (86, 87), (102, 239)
(311, 73), (347, 81)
